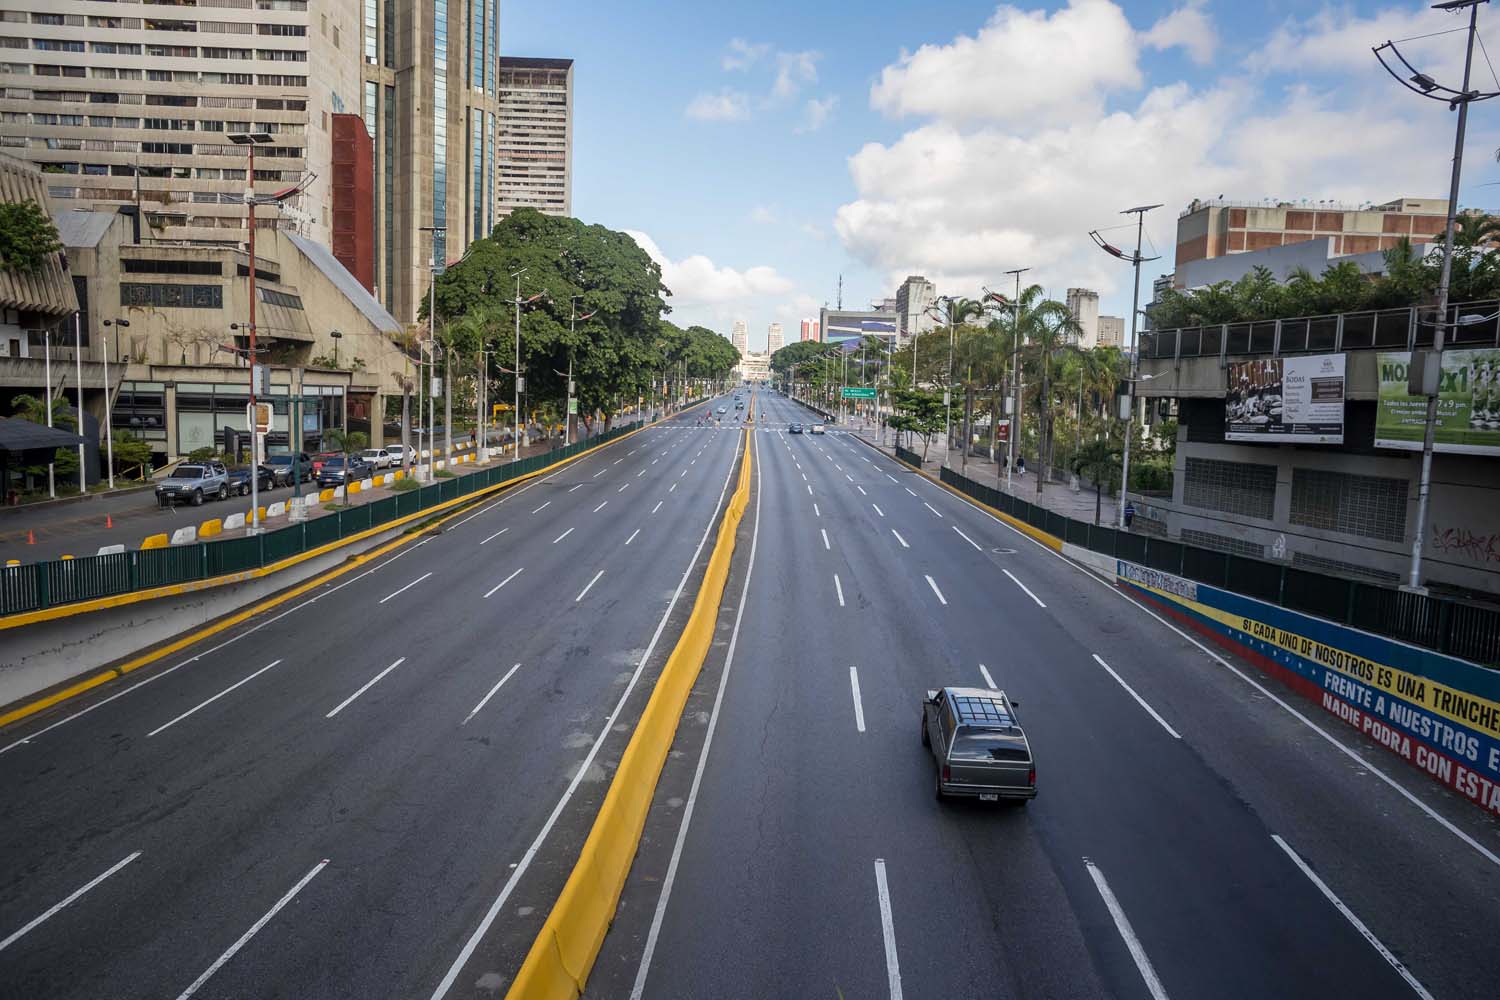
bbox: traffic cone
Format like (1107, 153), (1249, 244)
(27, 529), (34, 545)
(106, 514), (113, 529)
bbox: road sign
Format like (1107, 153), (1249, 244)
(567, 397), (578, 414)
(247, 402), (272, 434)
(842, 387), (876, 399)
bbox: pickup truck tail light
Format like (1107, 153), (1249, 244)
(1027, 766), (1036, 787)
(941, 764), (951, 783)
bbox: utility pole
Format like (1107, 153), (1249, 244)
(74, 312), (86, 493)
(512, 269), (527, 458)
(1003, 268), (1030, 494)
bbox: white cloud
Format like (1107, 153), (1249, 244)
(625, 230), (795, 306)
(685, 90), (751, 122)
(796, 95), (839, 133)
(1141, 1), (1217, 66)
(1249, 6), (1464, 77)
(870, 0), (1141, 124)
(773, 50), (821, 98)
(723, 37), (771, 71)
(749, 204), (778, 224)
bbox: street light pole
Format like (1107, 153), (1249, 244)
(1111, 205), (1162, 530)
(512, 268), (526, 458)
(1003, 267), (1029, 493)
(101, 318), (129, 489)
(73, 312), (86, 493)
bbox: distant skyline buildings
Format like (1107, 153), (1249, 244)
(731, 319), (748, 357)
(800, 318), (820, 342)
(766, 322), (783, 354)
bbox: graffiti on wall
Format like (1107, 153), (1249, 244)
(1431, 524), (1500, 565)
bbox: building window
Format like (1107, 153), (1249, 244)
(123, 258), (223, 276)
(1183, 457), (1277, 521)
(363, 80), (376, 136)
(383, 0), (395, 67)
(120, 282), (223, 309)
(364, 0), (377, 63)
(432, 0), (448, 268)
(259, 287), (304, 310)
(471, 109), (482, 241)
(1289, 468), (1408, 542)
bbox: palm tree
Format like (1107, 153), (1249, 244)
(324, 427), (369, 484)
(1013, 290), (1082, 494)
(1072, 435), (1121, 525)
(1455, 210), (1500, 248)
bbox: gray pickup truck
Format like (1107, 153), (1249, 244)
(155, 462), (230, 507)
(922, 686), (1036, 804)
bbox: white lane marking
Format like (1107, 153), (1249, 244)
(1002, 568), (1047, 608)
(874, 860), (904, 1000)
(480, 526), (509, 545)
(575, 570), (605, 603)
(849, 667), (867, 733)
(0, 852), (142, 954)
(146, 659), (283, 738)
(925, 575), (948, 605)
(806, 484), (813, 495)
(872, 504), (885, 517)
(979, 664), (997, 689)
(922, 502), (943, 518)
(652, 458), (659, 465)
(1084, 860), (1170, 1000)
(846, 473), (854, 482)
(618, 483), (630, 493)
(834, 573), (846, 607)
(532, 501), (551, 514)
(836, 464), (844, 471)
(593, 501), (608, 513)
(567, 484), (584, 494)
(614, 458), (624, 465)
(886, 474), (898, 483)
(863, 457), (872, 463)
(891, 529), (909, 549)
(628, 448), (639, 455)
(1092, 654), (1182, 740)
(637, 469), (646, 478)
(821, 528), (831, 551)
(813, 503), (821, 517)
(461, 664), (522, 726)
(652, 501), (663, 513)
(593, 469), (607, 478)
(1270, 835), (1435, 999)
(326, 658), (405, 719)
(378, 571), (433, 605)
(856, 485), (867, 495)
(430, 432), (740, 1000)
(690, 459), (697, 466)
(173, 860), (329, 1000)
(670, 482), (678, 493)
(951, 526), (982, 551)
(801, 473), (808, 481)
(795, 461), (802, 469)
(625, 528), (641, 546)
(553, 527), (575, 544)
(905, 487), (917, 497)
(483, 567), (524, 598)
(680, 469), (688, 478)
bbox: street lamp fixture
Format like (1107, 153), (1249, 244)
(329, 329), (343, 367)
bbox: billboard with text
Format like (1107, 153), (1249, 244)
(1376, 349), (1500, 456)
(1225, 354), (1345, 443)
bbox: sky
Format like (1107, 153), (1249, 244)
(504, 1), (1500, 353)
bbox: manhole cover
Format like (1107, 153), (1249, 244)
(991, 547), (1017, 555)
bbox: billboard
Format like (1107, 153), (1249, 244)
(1225, 353), (1345, 443)
(821, 309), (897, 346)
(1376, 349), (1500, 456)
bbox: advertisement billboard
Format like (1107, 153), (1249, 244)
(1225, 353), (1345, 443)
(820, 309), (897, 346)
(1376, 349), (1500, 455)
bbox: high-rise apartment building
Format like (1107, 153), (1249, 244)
(1098, 315), (1124, 349)
(497, 56), (572, 218)
(800, 318), (820, 342)
(894, 275), (935, 343)
(1065, 287), (1099, 349)
(362, 0), (503, 325)
(766, 322), (783, 354)
(731, 319), (748, 357)
(3, 2), (363, 248)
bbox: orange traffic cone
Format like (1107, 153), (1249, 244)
(106, 514), (113, 529)
(27, 529), (34, 545)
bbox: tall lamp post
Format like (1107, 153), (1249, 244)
(1001, 268), (1030, 493)
(1374, 0), (1500, 591)
(1091, 204), (1162, 530)
(102, 318), (130, 488)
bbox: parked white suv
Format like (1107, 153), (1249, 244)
(361, 447), (394, 469)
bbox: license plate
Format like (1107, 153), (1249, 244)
(978, 793), (999, 802)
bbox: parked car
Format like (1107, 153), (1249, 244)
(310, 451), (344, 474)
(226, 464), (277, 496)
(155, 463), (229, 507)
(265, 452), (313, 486)
(922, 687), (1036, 804)
(360, 447), (394, 469)
(315, 456), (374, 488)
(789, 423), (803, 434)
(811, 423), (826, 434)
(386, 444), (415, 467)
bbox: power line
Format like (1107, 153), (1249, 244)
(1477, 27), (1500, 92)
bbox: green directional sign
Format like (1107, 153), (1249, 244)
(842, 387), (877, 399)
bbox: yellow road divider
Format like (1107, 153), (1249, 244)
(198, 518), (223, 539)
(505, 429), (753, 1000)
(140, 533), (169, 550)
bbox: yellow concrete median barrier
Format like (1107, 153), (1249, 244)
(504, 430), (753, 1000)
(140, 533), (169, 550)
(347, 480), (362, 495)
(319, 488), (335, 503)
(198, 517), (223, 539)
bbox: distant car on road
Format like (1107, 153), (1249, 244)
(716, 406), (728, 415)
(155, 463), (229, 507)
(226, 464), (277, 496)
(789, 423), (803, 434)
(736, 401), (745, 410)
(922, 686), (1036, 804)
(315, 456), (374, 488)
(265, 452), (312, 486)
(810, 423), (826, 434)
(361, 447), (394, 469)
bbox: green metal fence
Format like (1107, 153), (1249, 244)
(931, 464), (1500, 668)
(0, 422), (642, 619)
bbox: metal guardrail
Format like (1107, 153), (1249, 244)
(936, 465), (1500, 668)
(0, 422), (644, 618)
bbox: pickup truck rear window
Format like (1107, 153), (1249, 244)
(952, 732), (1029, 762)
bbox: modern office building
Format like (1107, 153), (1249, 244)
(800, 318), (820, 342)
(497, 56), (572, 218)
(731, 319), (748, 357)
(893, 275), (936, 343)
(1065, 287), (1100, 348)
(1097, 314), (1124, 349)
(766, 322), (783, 354)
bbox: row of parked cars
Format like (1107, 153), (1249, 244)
(154, 445), (423, 507)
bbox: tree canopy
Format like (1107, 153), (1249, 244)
(0, 199), (61, 273)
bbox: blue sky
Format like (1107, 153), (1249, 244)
(505, 1), (1500, 352)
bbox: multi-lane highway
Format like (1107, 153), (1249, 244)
(0, 400), (748, 999)
(591, 390), (1500, 1000)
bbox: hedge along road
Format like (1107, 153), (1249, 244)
(586, 390), (1500, 1000)
(0, 396), (750, 1000)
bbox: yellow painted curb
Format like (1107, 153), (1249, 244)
(319, 488), (335, 502)
(59, 554), (73, 561)
(140, 533), (169, 550)
(347, 481), (362, 495)
(505, 429), (753, 1000)
(198, 518), (223, 539)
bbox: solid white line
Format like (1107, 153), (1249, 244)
(835, 573), (846, 607)
(925, 575), (948, 605)
(872, 504), (885, 517)
(618, 483), (630, 493)
(849, 666), (866, 733)
(480, 526), (509, 545)
(652, 501), (663, 513)
(0, 851), (141, 954)
(147, 659), (283, 737)
(594, 501), (608, 513)
(1270, 835), (1435, 999)
(431, 433), (740, 1000)
(891, 529), (909, 549)
(326, 658), (405, 718)
(378, 571), (432, 605)
(1002, 568), (1047, 608)
(1085, 860), (1170, 1000)
(979, 664), (997, 689)
(532, 501), (551, 514)
(461, 664), (522, 726)
(813, 503), (821, 517)
(821, 528), (831, 551)
(873, 860), (904, 1000)
(1092, 654), (1182, 739)
(886, 474), (898, 483)
(575, 569), (604, 603)
(567, 484), (584, 494)
(952, 525), (982, 550)
(173, 860), (329, 1000)
(625, 528), (641, 546)
(483, 567), (524, 598)
(923, 502), (943, 518)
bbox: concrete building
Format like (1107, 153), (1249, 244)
(893, 275), (935, 343)
(1176, 235), (1438, 292)
(766, 322), (783, 354)
(800, 318), (820, 342)
(1174, 196), (1450, 283)
(2, 1), (363, 250)
(731, 319), (748, 357)
(735, 352), (769, 383)
(497, 57), (572, 219)
(1098, 315), (1124, 349)
(1065, 287), (1100, 348)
